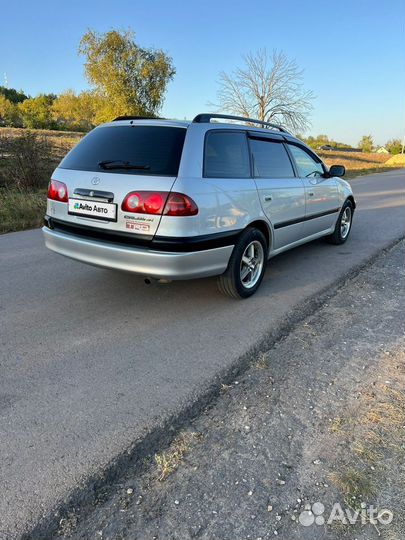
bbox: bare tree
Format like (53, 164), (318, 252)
(214, 49), (314, 132)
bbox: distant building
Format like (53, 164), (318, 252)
(376, 146), (389, 154)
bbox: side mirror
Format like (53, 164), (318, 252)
(328, 164), (345, 177)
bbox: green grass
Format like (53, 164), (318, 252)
(0, 188), (47, 234)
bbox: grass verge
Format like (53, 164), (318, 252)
(0, 188), (46, 234)
(344, 166), (404, 179)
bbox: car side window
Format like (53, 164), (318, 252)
(249, 138), (295, 178)
(204, 131), (250, 178)
(288, 144), (324, 178)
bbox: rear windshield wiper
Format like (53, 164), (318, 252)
(98, 160), (151, 170)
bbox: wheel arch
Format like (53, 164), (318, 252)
(245, 220), (272, 251)
(346, 195), (356, 209)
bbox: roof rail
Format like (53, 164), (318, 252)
(192, 113), (290, 133)
(112, 115), (164, 121)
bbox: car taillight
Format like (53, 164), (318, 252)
(121, 191), (198, 216)
(47, 180), (68, 202)
(164, 193), (198, 216)
(121, 191), (167, 214)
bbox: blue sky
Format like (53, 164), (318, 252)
(1, 0), (404, 145)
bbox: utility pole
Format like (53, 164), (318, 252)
(402, 94), (405, 154)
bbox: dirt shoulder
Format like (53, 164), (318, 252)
(54, 241), (404, 540)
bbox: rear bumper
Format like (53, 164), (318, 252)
(42, 226), (233, 280)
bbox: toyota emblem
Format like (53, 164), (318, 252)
(91, 177), (100, 185)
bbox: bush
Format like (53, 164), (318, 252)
(0, 130), (54, 190)
(0, 188), (46, 233)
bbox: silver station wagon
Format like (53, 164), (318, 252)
(43, 113), (355, 298)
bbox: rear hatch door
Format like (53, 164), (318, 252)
(48, 123), (187, 239)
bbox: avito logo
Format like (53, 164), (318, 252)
(298, 501), (393, 527)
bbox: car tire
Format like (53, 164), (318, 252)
(325, 200), (354, 245)
(217, 228), (267, 299)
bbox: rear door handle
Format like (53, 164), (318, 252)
(308, 192), (314, 197)
(264, 195), (273, 201)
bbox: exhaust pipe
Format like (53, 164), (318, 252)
(144, 277), (172, 285)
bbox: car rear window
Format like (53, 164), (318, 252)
(59, 125), (186, 176)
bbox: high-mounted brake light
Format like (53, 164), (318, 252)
(47, 180), (68, 202)
(122, 191), (198, 216)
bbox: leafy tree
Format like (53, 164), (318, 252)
(52, 90), (97, 131)
(0, 95), (22, 126)
(302, 134), (353, 150)
(78, 29), (175, 121)
(358, 134), (374, 153)
(307, 134), (332, 148)
(0, 86), (28, 104)
(213, 49), (314, 132)
(385, 138), (402, 155)
(18, 94), (56, 129)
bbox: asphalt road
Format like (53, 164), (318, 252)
(0, 169), (404, 539)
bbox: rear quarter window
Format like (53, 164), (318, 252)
(59, 125), (186, 176)
(204, 131), (250, 178)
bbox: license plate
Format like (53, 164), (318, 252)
(68, 198), (117, 221)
